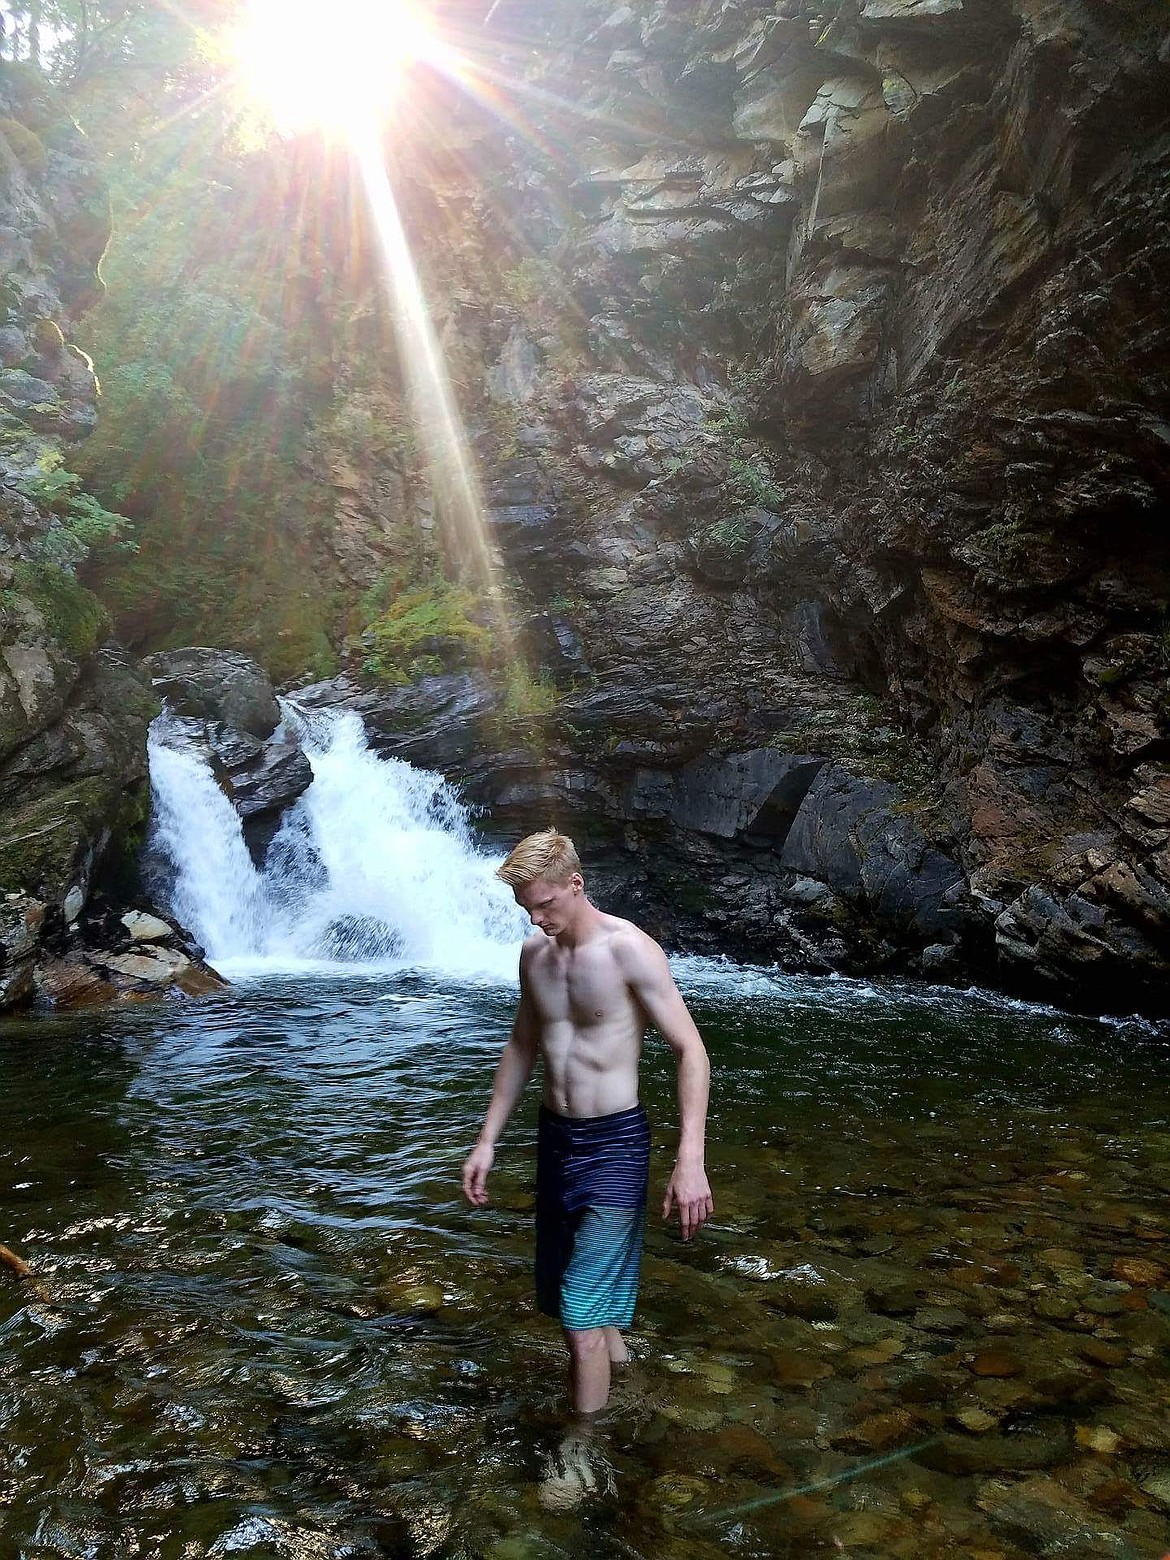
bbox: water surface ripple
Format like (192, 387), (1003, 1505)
(2, 968), (1169, 1558)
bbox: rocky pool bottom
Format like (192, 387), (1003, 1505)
(1, 967), (1168, 1560)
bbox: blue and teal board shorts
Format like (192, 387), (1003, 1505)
(535, 1102), (651, 1331)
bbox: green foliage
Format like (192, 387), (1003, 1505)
(727, 454), (784, 511)
(706, 405), (751, 439)
(323, 393), (415, 465)
(358, 574), (488, 685)
(501, 664), (559, 721)
(17, 455), (132, 557)
(10, 559), (109, 657)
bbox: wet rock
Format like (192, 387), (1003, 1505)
(781, 765), (968, 944)
(120, 910), (172, 943)
(98, 948), (191, 984)
(1029, 1371), (1116, 1414)
(1138, 1466), (1170, 1514)
(143, 648), (281, 739)
(0, 894), (45, 1006)
(758, 1270), (841, 1321)
(967, 1350), (1025, 1378)
(1034, 1292), (1081, 1324)
(867, 1280), (921, 1316)
(831, 1408), (920, 1453)
(1078, 1339), (1129, 1368)
(915, 1419), (1072, 1475)
(770, 1349), (834, 1390)
(1111, 1257), (1166, 1287)
(298, 671), (499, 776)
(650, 748), (825, 840)
(914, 1305), (969, 1334)
(976, 1475), (1141, 1557)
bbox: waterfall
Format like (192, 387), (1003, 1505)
(146, 705), (528, 980)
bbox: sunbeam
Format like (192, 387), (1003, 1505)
(350, 119), (513, 652)
(231, 0), (445, 136)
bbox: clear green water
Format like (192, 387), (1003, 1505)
(1, 967), (1169, 1559)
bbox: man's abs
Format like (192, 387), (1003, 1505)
(524, 922), (646, 1117)
(539, 1018), (642, 1118)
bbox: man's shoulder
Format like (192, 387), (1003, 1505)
(601, 915), (666, 970)
(519, 931), (552, 968)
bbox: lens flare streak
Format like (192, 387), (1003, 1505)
(351, 121), (510, 642)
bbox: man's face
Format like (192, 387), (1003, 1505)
(513, 874), (582, 937)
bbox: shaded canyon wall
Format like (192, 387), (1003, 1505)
(321, 0), (1170, 1011)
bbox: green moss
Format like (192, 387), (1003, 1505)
(0, 778), (109, 897)
(0, 117), (47, 173)
(95, 779), (153, 901)
(654, 870), (716, 917)
(9, 561), (109, 659)
(502, 664), (559, 721)
(767, 691), (940, 798)
(358, 575), (489, 685)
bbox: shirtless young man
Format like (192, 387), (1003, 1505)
(461, 829), (713, 1417)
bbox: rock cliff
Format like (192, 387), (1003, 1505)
(0, 62), (173, 1005)
(6, 3), (1168, 1017)
(338, 0), (1170, 1012)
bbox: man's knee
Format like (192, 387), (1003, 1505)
(564, 1326), (607, 1361)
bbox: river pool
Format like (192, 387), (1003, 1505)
(2, 966), (1169, 1558)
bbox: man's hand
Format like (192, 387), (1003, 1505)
(462, 1141), (495, 1207)
(663, 1158), (713, 1240)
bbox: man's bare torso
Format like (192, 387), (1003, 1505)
(522, 913), (645, 1118)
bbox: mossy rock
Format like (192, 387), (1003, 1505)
(31, 317), (65, 355)
(11, 562), (109, 660)
(0, 117), (47, 174)
(0, 776), (112, 899)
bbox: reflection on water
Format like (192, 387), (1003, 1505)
(2, 968), (1169, 1558)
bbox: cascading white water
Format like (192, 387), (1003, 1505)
(146, 704), (528, 979)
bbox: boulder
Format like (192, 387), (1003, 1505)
(142, 648), (281, 739)
(297, 671), (500, 774)
(781, 764), (968, 943)
(212, 726), (313, 820)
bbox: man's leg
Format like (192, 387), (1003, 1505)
(604, 1326), (629, 1364)
(564, 1327), (611, 1414)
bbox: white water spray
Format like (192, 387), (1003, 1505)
(146, 705), (527, 980)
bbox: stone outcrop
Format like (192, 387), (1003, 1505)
(35, 897), (226, 1007)
(143, 647), (283, 740)
(144, 648), (314, 866)
(0, 61), (172, 1007)
(380, 0), (1170, 1011)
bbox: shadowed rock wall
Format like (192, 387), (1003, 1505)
(337, 0), (1170, 1011)
(0, 62), (159, 1006)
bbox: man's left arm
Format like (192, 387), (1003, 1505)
(618, 934), (713, 1240)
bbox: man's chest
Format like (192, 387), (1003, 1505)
(529, 947), (630, 1028)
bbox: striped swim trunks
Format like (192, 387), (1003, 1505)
(535, 1102), (651, 1331)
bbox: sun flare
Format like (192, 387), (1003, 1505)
(232, 0), (439, 136)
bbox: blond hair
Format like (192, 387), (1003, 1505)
(496, 829), (581, 888)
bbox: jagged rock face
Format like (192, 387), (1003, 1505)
(143, 649), (314, 867)
(0, 62), (159, 1007)
(413, 0), (1170, 1009)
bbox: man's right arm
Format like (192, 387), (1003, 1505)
(461, 965), (540, 1207)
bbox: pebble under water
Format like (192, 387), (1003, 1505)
(2, 967), (1169, 1559)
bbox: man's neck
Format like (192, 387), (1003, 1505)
(554, 898), (606, 950)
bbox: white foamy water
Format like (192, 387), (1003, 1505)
(146, 705), (527, 980)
